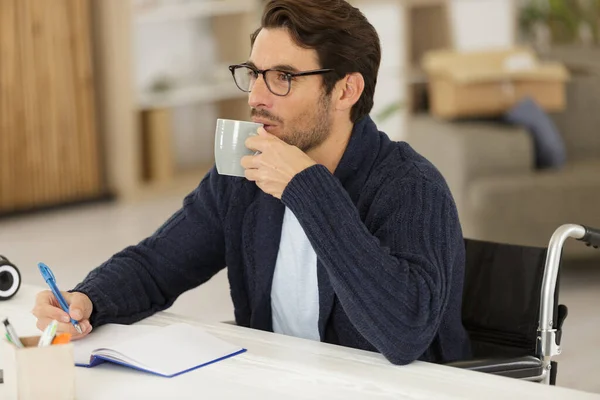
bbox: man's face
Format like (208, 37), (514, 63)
(248, 28), (333, 152)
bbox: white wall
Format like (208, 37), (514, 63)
(450, 0), (515, 51)
(133, 17), (219, 169)
(356, 0), (517, 140)
(131, 0), (516, 156)
(133, 1), (411, 151)
(357, 2), (408, 141)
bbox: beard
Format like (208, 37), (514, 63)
(251, 92), (332, 152)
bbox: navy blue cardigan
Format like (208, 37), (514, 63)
(74, 116), (471, 365)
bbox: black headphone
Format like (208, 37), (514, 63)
(0, 256), (21, 300)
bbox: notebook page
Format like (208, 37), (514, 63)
(73, 323), (157, 365)
(100, 323), (245, 376)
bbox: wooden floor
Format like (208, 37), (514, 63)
(0, 185), (599, 393)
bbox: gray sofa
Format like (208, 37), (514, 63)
(406, 53), (600, 259)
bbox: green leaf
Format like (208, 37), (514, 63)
(374, 101), (404, 123)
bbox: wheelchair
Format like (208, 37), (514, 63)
(448, 224), (600, 385)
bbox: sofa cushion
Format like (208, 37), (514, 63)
(550, 69), (600, 162)
(505, 97), (566, 170)
(464, 159), (600, 255)
(544, 46), (600, 161)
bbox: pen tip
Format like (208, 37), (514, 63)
(75, 325), (83, 334)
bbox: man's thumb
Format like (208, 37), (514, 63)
(69, 307), (83, 320)
(258, 126), (274, 138)
(66, 293), (85, 320)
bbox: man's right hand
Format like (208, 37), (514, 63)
(32, 290), (94, 340)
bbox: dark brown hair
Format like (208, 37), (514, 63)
(251, 0), (381, 123)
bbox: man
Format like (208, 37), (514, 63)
(32, 0), (471, 365)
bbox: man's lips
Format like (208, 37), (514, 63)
(251, 118), (277, 128)
(254, 122), (279, 135)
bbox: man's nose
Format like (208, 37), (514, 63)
(248, 75), (273, 109)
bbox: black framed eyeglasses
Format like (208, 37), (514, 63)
(228, 64), (334, 96)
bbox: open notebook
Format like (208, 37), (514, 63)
(73, 323), (246, 377)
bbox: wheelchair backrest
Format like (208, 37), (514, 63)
(461, 238), (557, 358)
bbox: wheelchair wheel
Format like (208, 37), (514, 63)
(0, 255), (21, 300)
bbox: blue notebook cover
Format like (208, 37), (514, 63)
(74, 323), (246, 377)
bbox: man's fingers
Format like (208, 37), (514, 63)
(245, 168), (259, 182)
(245, 135), (261, 152)
(63, 319), (92, 337)
(245, 132), (278, 153)
(69, 306), (83, 320)
(32, 302), (71, 323)
(32, 289), (94, 339)
(36, 317), (92, 339)
(36, 317), (53, 332)
(257, 127), (275, 137)
(240, 155), (255, 170)
(55, 320), (92, 339)
(35, 290), (59, 308)
(79, 320), (92, 334)
(64, 292), (93, 320)
(241, 152), (265, 169)
(36, 318), (90, 333)
(35, 290), (53, 302)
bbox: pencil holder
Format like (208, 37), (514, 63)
(1, 335), (75, 400)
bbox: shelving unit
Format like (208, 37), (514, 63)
(349, 0), (451, 139)
(134, 0), (257, 24)
(138, 80), (247, 110)
(133, 1), (260, 188)
(91, 0), (452, 201)
(90, 0), (259, 201)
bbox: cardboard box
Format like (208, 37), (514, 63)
(422, 47), (569, 119)
(1, 336), (75, 400)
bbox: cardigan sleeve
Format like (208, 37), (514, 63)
(281, 164), (463, 365)
(72, 168), (227, 327)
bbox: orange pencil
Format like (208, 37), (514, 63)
(51, 333), (72, 345)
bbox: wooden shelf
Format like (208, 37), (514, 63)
(405, 0), (448, 7)
(138, 81), (246, 110)
(94, 0), (448, 201)
(353, 0), (447, 6)
(134, 0), (255, 24)
(408, 66), (428, 84)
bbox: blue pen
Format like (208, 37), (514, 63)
(38, 262), (83, 334)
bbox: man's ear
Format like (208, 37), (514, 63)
(334, 72), (365, 112)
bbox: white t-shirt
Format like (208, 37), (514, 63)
(271, 207), (320, 341)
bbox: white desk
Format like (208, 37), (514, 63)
(1, 284), (599, 400)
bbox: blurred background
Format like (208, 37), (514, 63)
(1, 0), (599, 393)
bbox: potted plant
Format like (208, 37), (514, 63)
(519, 0), (600, 48)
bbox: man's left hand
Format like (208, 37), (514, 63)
(241, 127), (317, 199)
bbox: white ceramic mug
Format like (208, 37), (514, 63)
(214, 119), (263, 177)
